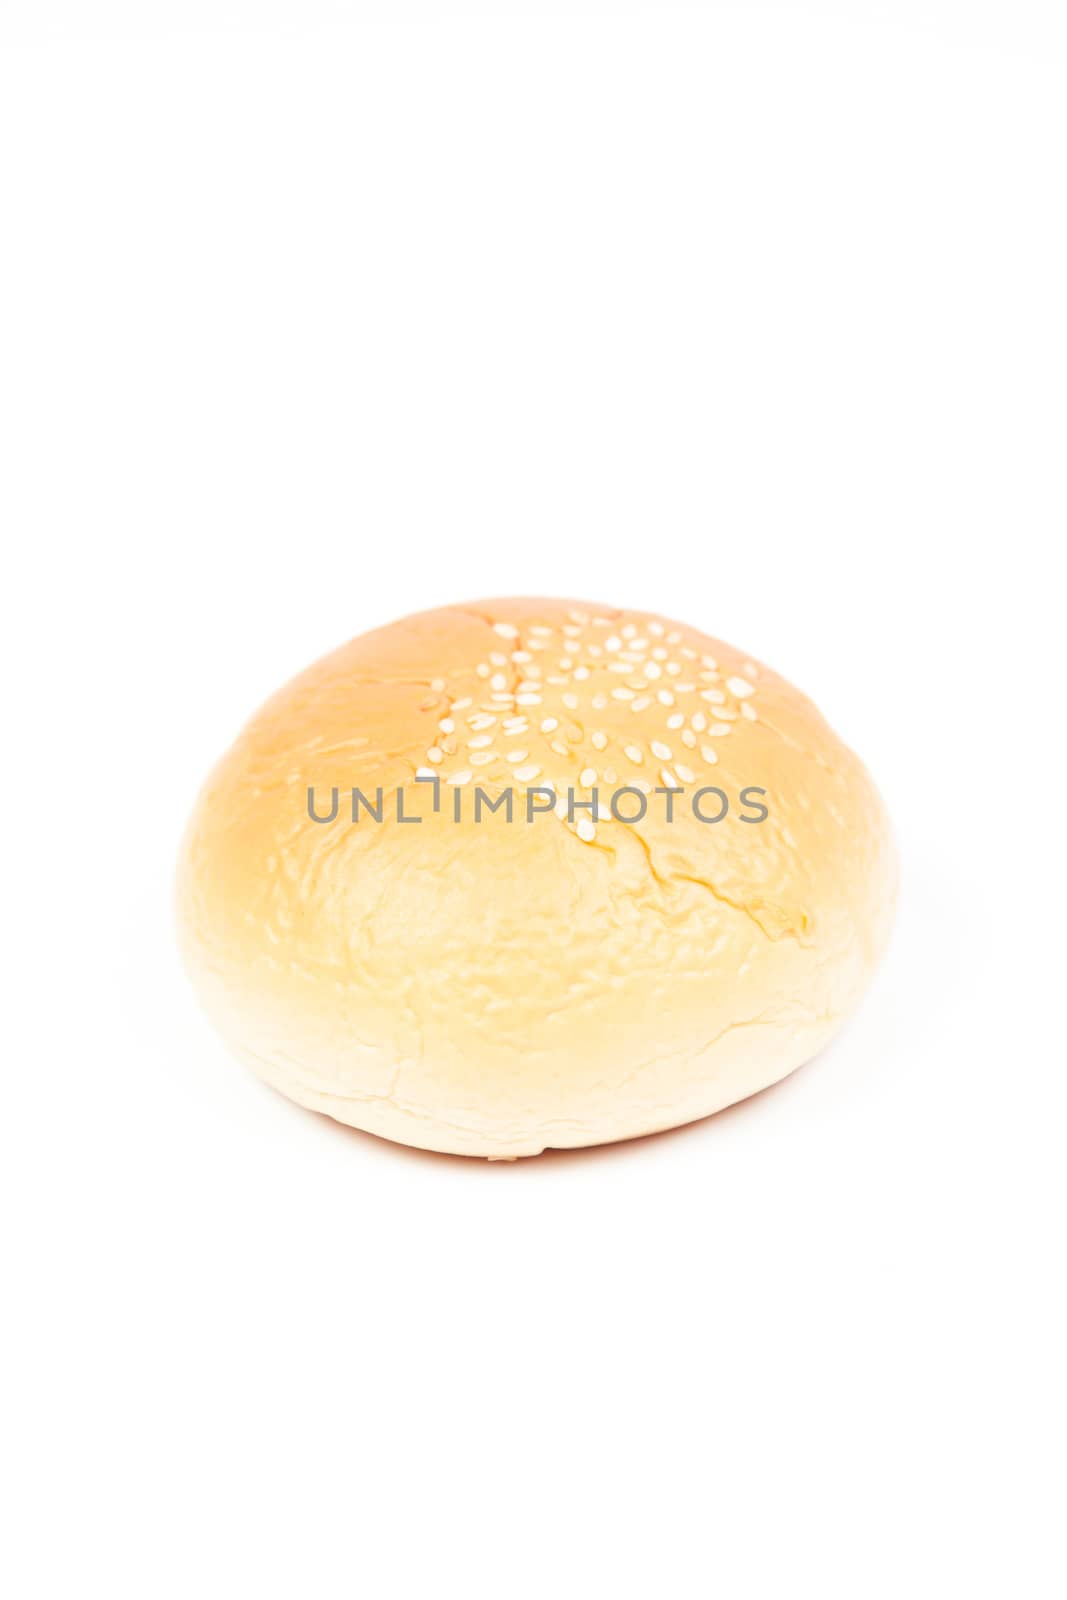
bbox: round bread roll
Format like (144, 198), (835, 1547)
(177, 599), (895, 1158)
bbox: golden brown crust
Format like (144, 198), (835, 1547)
(177, 599), (896, 1156)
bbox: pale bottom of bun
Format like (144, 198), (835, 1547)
(224, 1018), (844, 1159)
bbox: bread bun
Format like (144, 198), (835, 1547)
(177, 599), (895, 1157)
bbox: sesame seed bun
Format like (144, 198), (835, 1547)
(176, 599), (896, 1158)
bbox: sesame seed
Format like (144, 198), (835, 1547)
(573, 665), (590, 681)
(634, 778), (652, 794)
(660, 768), (680, 789)
(605, 636), (622, 652)
(507, 749), (529, 763)
(452, 697), (472, 711)
(666, 713), (684, 730)
(514, 763), (541, 781)
(476, 663), (490, 678)
(511, 650), (532, 664)
(438, 718), (455, 734)
(516, 692), (542, 706)
(580, 767), (597, 786)
(651, 646), (668, 660)
(665, 662), (681, 676)
(431, 677), (446, 692)
(675, 682), (695, 694)
(666, 630), (682, 644)
(648, 622), (665, 637)
(700, 743), (719, 764)
(540, 716), (559, 733)
(427, 747), (444, 763)
(727, 675), (756, 698)
(550, 739), (570, 757)
(657, 689), (674, 706)
(569, 609), (589, 625)
(562, 692), (579, 710)
(559, 658), (573, 671)
(702, 655), (718, 670)
(530, 624), (552, 636)
(592, 693), (608, 710)
(708, 723), (731, 737)
(591, 731), (608, 750)
(692, 711), (707, 731)
(493, 621), (519, 639)
(644, 661), (662, 681)
(741, 702), (757, 721)
(675, 763), (695, 783)
(621, 624), (637, 639)
(470, 751), (495, 765)
(468, 735), (493, 749)
(490, 672), (507, 691)
(681, 729), (697, 748)
(701, 688), (725, 704)
(603, 766), (618, 783)
(624, 744), (644, 763)
(576, 818), (596, 843)
(651, 740), (672, 760)
(612, 687), (635, 701)
(489, 694), (514, 705)
(415, 767), (435, 779)
(631, 695), (652, 712)
(448, 770), (472, 786)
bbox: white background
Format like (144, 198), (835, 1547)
(2, 3), (1064, 1595)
